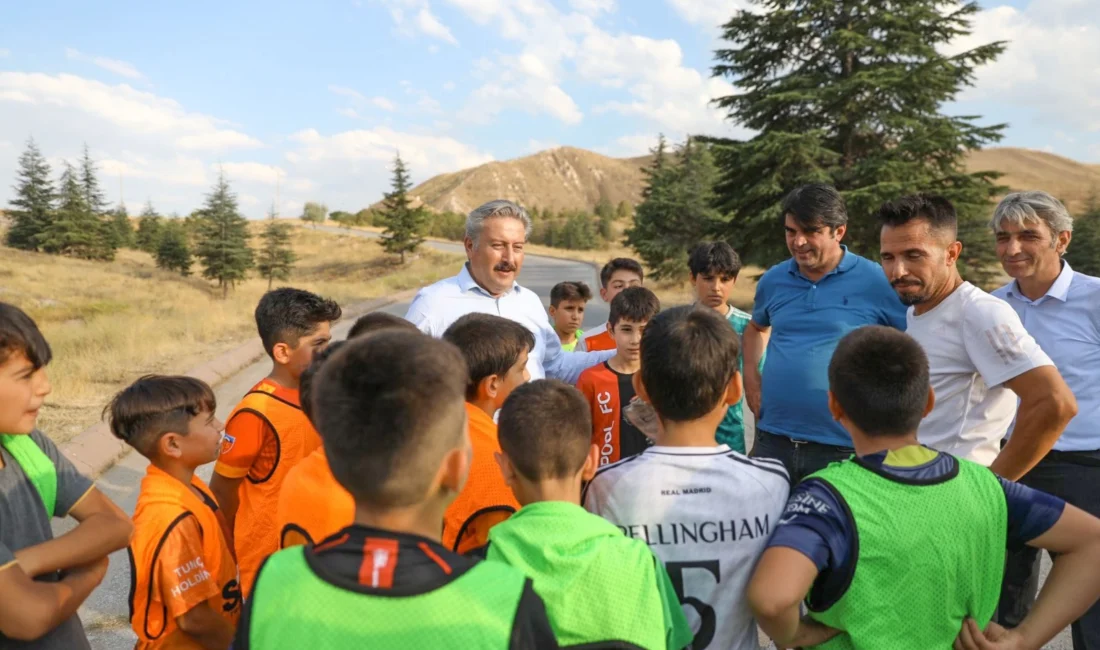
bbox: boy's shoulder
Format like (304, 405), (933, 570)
(577, 361), (613, 383)
(726, 306), (752, 330)
(722, 451), (790, 487)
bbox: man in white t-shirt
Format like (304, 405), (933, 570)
(583, 306), (789, 650)
(876, 194), (1077, 480)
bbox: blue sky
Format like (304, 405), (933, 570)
(1, 0), (1096, 218)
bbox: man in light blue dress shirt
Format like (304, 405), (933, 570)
(991, 191), (1100, 650)
(406, 200), (613, 384)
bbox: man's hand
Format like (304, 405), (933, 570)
(954, 619), (1027, 650)
(777, 618), (842, 649)
(742, 321), (769, 418)
(744, 370), (763, 419)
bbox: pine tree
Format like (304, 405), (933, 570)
(256, 205), (297, 290)
(106, 203), (134, 249)
(135, 201), (165, 253)
(79, 144), (110, 216)
(377, 153), (426, 263)
(595, 192), (615, 241)
(194, 171), (254, 297)
(155, 220), (193, 276)
(1065, 192), (1100, 277)
(5, 138), (55, 251)
(709, 0), (1006, 284)
(627, 137), (722, 280)
(38, 162), (114, 260)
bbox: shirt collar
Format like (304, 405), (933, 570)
(787, 245), (855, 279)
(1008, 260), (1074, 303)
(457, 263), (519, 298)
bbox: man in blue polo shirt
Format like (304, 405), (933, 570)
(744, 184), (907, 483)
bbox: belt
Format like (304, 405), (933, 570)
(761, 429), (854, 451)
(1045, 448), (1100, 468)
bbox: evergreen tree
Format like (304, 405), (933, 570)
(155, 220), (193, 276)
(1065, 193), (1100, 277)
(79, 144), (110, 216)
(595, 192), (615, 241)
(194, 171), (254, 297)
(135, 201), (165, 253)
(106, 203), (134, 249)
(256, 205), (297, 290)
(709, 0), (1006, 284)
(627, 137), (722, 280)
(39, 162), (114, 260)
(377, 153), (426, 263)
(5, 138), (55, 251)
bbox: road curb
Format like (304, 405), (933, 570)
(60, 291), (414, 478)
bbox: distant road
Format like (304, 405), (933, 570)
(69, 227), (612, 648)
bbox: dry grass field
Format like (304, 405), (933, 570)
(0, 225), (461, 443)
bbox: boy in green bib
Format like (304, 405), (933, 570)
(747, 325), (1100, 650)
(235, 330), (558, 650)
(488, 379), (692, 649)
(0, 302), (133, 648)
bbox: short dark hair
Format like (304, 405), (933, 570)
(688, 242), (743, 279)
(313, 332), (468, 507)
(550, 281), (593, 307)
(443, 314), (535, 401)
(254, 288), (342, 357)
(348, 312), (418, 340)
(640, 306), (740, 422)
(498, 380), (592, 480)
(599, 258), (644, 288)
(106, 375), (217, 457)
(781, 183), (848, 230)
(874, 194), (958, 239)
(299, 340), (346, 426)
(829, 326), (930, 438)
(609, 287), (660, 328)
(0, 303), (51, 370)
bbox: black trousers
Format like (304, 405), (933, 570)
(997, 449), (1100, 649)
(750, 429), (854, 485)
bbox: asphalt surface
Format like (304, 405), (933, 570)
(66, 228), (1070, 649)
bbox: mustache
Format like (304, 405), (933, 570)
(891, 278), (923, 288)
(494, 262), (518, 273)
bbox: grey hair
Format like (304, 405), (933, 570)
(465, 200), (533, 246)
(991, 191), (1074, 237)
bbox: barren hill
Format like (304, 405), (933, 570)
(404, 145), (1100, 215)
(406, 146), (650, 214)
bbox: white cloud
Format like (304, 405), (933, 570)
(372, 96), (397, 111)
(526, 138), (560, 153)
(944, 3), (1100, 133)
(415, 7), (459, 44)
(218, 162), (285, 184)
(569, 0), (615, 16)
(329, 85), (398, 113)
(100, 155), (209, 187)
(0, 72), (261, 151)
(606, 133), (661, 157)
(379, 0), (460, 45)
(443, 81), (456, 91)
(462, 81), (583, 125)
(337, 107), (360, 118)
(664, 0), (748, 30)
(0, 49), (9, 58)
(64, 48), (144, 80)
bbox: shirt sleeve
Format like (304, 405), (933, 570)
(542, 324), (615, 385)
(403, 291), (437, 336)
(156, 515), (221, 619)
(0, 541), (15, 571)
(581, 473), (608, 516)
(766, 479), (854, 574)
(655, 556), (694, 650)
(33, 431), (93, 517)
(962, 297), (1054, 388)
(213, 411), (267, 479)
(751, 272), (771, 328)
(509, 579), (560, 650)
(998, 477), (1066, 549)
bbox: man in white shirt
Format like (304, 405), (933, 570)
(406, 200), (613, 384)
(876, 193), (1077, 480)
(584, 306), (789, 650)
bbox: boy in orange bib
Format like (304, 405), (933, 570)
(277, 312), (420, 548)
(209, 288), (341, 596)
(108, 375), (240, 649)
(440, 313), (533, 555)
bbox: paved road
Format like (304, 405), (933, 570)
(66, 233), (614, 648)
(67, 228), (1069, 649)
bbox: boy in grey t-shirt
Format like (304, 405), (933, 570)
(0, 303), (132, 648)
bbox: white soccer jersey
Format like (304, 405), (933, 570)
(583, 445), (789, 650)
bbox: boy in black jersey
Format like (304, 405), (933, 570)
(236, 332), (557, 649)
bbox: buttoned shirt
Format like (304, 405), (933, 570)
(993, 261), (1100, 452)
(406, 264), (614, 384)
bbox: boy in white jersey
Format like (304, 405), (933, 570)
(583, 305), (789, 650)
